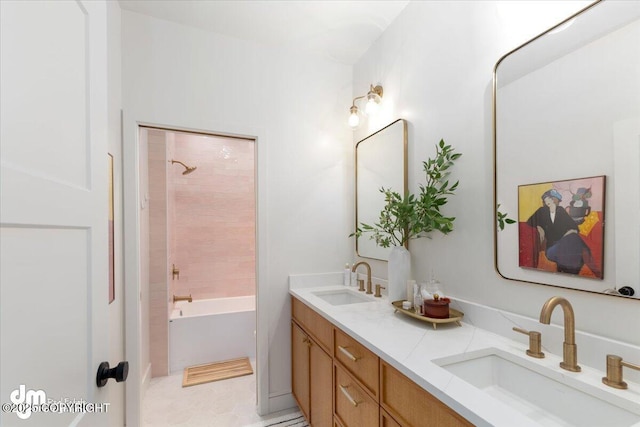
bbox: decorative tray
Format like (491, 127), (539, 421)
(391, 300), (464, 329)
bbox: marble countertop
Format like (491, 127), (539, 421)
(289, 275), (640, 427)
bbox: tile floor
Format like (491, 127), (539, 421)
(142, 361), (299, 426)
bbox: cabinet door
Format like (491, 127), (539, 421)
(310, 340), (333, 427)
(292, 322), (311, 420)
(381, 408), (402, 427)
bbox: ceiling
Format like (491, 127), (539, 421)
(118, 0), (410, 65)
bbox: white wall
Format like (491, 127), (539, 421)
(121, 10), (352, 411)
(352, 1), (639, 346)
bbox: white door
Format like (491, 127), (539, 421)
(1, 1), (121, 426)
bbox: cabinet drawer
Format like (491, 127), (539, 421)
(292, 297), (333, 353)
(380, 361), (473, 427)
(334, 363), (378, 427)
(334, 328), (379, 399)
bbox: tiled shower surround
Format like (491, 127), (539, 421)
(147, 129), (255, 377)
(170, 132), (256, 300)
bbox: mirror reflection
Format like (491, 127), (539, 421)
(356, 119), (407, 261)
(494, 1), (640, 298)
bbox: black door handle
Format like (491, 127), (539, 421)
(96, 361), (129, 387)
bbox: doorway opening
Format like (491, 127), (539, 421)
(139, 126), (257, 411)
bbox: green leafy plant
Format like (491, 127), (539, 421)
(351, 139), (462, 248)
(496, 204), (516, 231)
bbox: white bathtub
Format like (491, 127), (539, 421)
(169, 296), (256, 373)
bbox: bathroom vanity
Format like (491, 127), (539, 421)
(290, 274), (640, 427)
(292, 296), (471, 427)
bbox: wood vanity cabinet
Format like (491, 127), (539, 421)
(292, 299), (333, 427)
(380, 361), (473, 427)
(291, 296), (473, 427)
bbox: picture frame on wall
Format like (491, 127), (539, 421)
(108, 153), (115, 303)
(518, 175), (605, 280)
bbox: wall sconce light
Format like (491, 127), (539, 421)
(348, 84), (383, 129)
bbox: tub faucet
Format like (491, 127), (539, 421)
(173, 294), (192, 303)
(352, 261), (372, 294)
(539, 296), (581, 372)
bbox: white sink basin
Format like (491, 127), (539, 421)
(312, 289), (373, 306)
(434, 348), (640, 427)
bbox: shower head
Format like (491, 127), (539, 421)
(182, 166), (197, 175)
(170, 160), (197, 175)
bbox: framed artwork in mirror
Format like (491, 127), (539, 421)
(518, 176), (605, 280)
(493, 0), (639, 298)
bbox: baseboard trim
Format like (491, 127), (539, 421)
(267, 391), (296, 414)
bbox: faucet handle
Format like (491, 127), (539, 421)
(602, 355), (640, 389)
(513, 327), (545, 358)
(374, 284), (385, 298)
(357, 279), (365, 292)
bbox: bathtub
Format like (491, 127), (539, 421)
(169, 296), (256, 373)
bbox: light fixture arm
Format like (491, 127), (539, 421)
(351, 94), (366, 108)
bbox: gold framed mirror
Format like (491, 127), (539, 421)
(493, 0), (640, 298)
(355, 119), (408, 261)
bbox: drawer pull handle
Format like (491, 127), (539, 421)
(338, 345), (360, 362)
(339, 384), (359, 407)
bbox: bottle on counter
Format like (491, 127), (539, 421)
(420, 282), (432, 301)
(344, 263), (351, 286)
(406, 279), (416, 303)
(413, 283), (423, 314)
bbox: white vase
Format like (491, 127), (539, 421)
(388, 246), (411, 302)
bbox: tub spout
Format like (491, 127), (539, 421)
(173, 294), (192, 303)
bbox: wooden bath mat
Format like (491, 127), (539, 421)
(182, 357), (253, 387)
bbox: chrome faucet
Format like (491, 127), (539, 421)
(539, 296), (581, 372)
(173, 294), (192, 303)
(352, 261), (372, 294)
